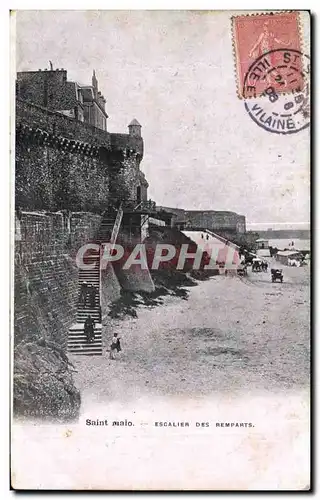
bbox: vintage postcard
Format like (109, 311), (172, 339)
(11, 10), (310, 490)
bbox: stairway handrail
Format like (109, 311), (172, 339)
(110, 205), (123, 248)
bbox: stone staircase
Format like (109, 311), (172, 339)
(97, 214), (116, 242)
(76, 253), (101, 323)
(67, 323), (102, 356)
(67, 207), (123, 357)
(68, 247), (103, 356)
(98, 207), (123, 245)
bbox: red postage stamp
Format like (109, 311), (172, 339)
(232, 12), (303, 98)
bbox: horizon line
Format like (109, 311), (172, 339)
(247, 222), (310, 226)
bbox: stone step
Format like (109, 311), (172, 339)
(77, 315), (100, 322)
(69, 322), (102, 330)
(69, 328), (101, 334)
(69, 349), (102, 356)
(78, 271), (100, 276)
(77, 298), (100, 303)
(68, 338), (102, 345)
(78, 283), (100, 288)
(79, 262), (100, 266)
(68, 335), (102, 341)
(68, 330), (101, 337)
(68, 325), (102, 331)
(78, 280), (100, 284)
(77, 310), (100, 315)
(78, 273), (100, 278)
(78, 284), (100, 288)
(77, 304), (100, 309)
(78, 273), (100, 277)
(77, 298), (100, 304)
(79, 260), (100, 263)
(79, 263), (100, 267)
(69, 333), (102, 339)
(80, 252), (100, 256)
(78, 275), (100, 280)
(67, 347), (103, 356)
(80, 258), (100, 262)
(77, 315), (100, 320)
(78, 282), (100, 287)
(78, 267), (100, 272)
(79, 269), (100, 273)
(77, 307), (100, 313)
(77, 313), (100, 318)
(77, 305), (100, 310)
(68, 335), (102, 342)
(79, 264), (100, 268)
(77, 296), (100, 302)
(68, 340), (102, 348)
(77, 291), (100, 295)
(68, 322), (103, 355)
(68, 328), (101, 334)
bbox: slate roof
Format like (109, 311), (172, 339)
(129, 118), (141, 126)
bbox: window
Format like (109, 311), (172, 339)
(136, 186), (141, 203)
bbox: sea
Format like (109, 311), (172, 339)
(268, 239), (310, 251)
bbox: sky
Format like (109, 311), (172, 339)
(15, 10), (310, 227)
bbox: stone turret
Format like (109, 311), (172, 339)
(128, 118), (141, 137)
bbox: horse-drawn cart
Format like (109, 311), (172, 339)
(237, 264), (247, 277)
(252, 258), (262, 272)
(271, 268), (283, 283)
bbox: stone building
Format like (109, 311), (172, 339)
(80, 70), (108, 131)
(15, 67), (155, 223)
(14, 65), (158, 359)
(14, 64), (246, 361)
(16, 66), (108, 131)
(158, 206), (246, 236)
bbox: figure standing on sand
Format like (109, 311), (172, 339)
(110, 333), (122, 360)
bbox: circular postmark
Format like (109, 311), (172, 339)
(243, 49), (310, 134)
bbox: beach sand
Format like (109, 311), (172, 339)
(12, 259), (310, 490)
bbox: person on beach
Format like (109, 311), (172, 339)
(110, 333), (121, 360)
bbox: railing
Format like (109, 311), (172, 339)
(120, 199), (157, 213)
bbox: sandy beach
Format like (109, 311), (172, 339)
(74, 259), (310, 406)
(12, 260), (310, 490)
